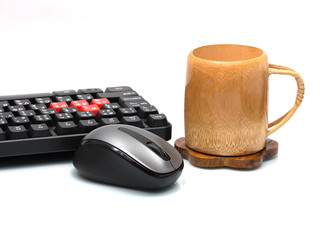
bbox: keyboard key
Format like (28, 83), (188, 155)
(101, 103), (120, 111)
(0, 112), (14, 120)
(18, 110), (36, 118)
(54, 113), (74, 122)
(0, 107), (3, 113)
(8, 105), (25, 114)
(37, 108), (57, 117)
(96, 91), (138, 102)
(49, 102), (68, 113)
(5, 125), (29, 140)
(95, 92), (120, 102)
(105, 86), (132, 92)
(52, 90), (77, 96)
(122, 101), (150, 109)
(99, 117), (120, 126)
(117, 107), (137, 118)
(0, 117), (8, 130)
(29, 124), (51, 138)
(32, 115), (53, 126)
(121, 116), (144, 128)
(138, 106), (158, 118)
(10, 116), (30, 127)
(14, 99), (31, 106)
(55, 121), (77, 135)
(0, 128), (5, 140)
(0, 101), (10, 109)
(91, 98), (110, 108)
(69, 100), (89, 111)
(96, 109), (116, 121)
(74, 94), (93, 102)
(29, 103), (47, 111)
(146, 114), (168, 127)
(119, 96), (144, 105)
(34, 97), (52, 105)
(77, 88), (103, 95)
(55, 96), (73, 104)
(121, 91), (139, 97)
(80, 105), (99, 115)
(74, 111), (95, 122)
(78, 119), (99, 133)
(60, 107), (79, 115)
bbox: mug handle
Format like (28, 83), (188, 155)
(267, 63), (305, 136)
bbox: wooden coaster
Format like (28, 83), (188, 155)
(174, 137), (278, 169)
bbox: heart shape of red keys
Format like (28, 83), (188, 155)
(50, 98), (110, 115)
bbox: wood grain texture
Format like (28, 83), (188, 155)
(184, 44), (303, 156)
(174, 137), (278, 169)
(185, 44), (269, 156)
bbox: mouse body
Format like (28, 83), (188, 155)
(73, 125), (184, 190)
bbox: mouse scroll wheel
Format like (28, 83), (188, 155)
(147, 142), (170, 161)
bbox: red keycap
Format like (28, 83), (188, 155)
(80, 105), (100, 115)
(69, 100), (89, 111)
(90, 98), (110, 108)
(49, 102), (68, 113)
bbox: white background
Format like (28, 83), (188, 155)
(0, 0), (333, 239)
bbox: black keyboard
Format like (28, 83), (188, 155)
(0, 87), (171, 158)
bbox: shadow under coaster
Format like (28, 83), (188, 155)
(174, 137), (278, 169)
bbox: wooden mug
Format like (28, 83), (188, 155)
(185, 44), (304, 156)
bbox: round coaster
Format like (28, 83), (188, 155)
(174, 137), (278, 169)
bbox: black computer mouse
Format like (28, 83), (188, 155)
(73, 125), (184, 190)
